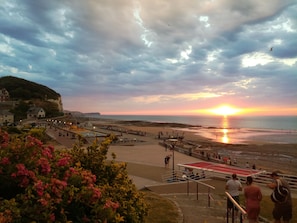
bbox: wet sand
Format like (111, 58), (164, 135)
(91, 119), (297, 176)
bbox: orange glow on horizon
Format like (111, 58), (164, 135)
(98, 106), (297, 116)
(236, 107), (297, 116)
(208, 105), (242, 116)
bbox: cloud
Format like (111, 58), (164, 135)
(0, 0), (296, 115)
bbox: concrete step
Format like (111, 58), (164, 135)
(162, 193), (228, 223)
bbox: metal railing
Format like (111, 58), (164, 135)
(161, 170), (216, 207)
(225, 192), (247, 223)
(185, 177), (215, 207)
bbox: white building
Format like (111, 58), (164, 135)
(27, 107), (46, 119)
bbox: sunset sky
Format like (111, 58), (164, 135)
(0, 0), (296, 116)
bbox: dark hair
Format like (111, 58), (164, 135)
(270, 171), (279, 177)
(232, 173), (237, 179)
(246, 176), (253, 185)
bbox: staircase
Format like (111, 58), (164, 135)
(162, 193), (226, 223)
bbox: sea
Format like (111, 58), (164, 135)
(97, 115), (297, 144)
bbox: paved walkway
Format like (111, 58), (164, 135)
(108, 142), (230, 223)
(46, 127), (286, 223)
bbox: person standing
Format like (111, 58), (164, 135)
(164, 155), (170, 168)
(267, 171), (292, 223)
(225, 173), (243, 216)
(246, 162), (250, 168)
(244, 176), (262, 223)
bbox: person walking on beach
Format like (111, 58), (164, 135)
(267, 171), (292, 223)
(244, 176), (262, 223)
(225, 173), (243, 217)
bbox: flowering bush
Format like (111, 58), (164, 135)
(0, 130), (147, 222)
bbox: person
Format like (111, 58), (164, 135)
(244, 176), (262, 223)
(201, 170), (205, 179)
(164, 155), (170, 168)
(246, 162), (250, 168)
(182, 172), (187, 180)
(225, 173), (243, 217)
(267, 171), (292, 223)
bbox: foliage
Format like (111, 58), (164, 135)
(39, 100), (64, 118)
(0, 76), (63, 120)
(0, 130), (147, 222)
(0, 76), (60, 100)
(258, 194), (297, 222)
(28, 128), (50, 143)
(1, 127), (22, 135)
(10, 99), (63, 121)
(70, 137), (148, 223)
(9, 101), (30, 121)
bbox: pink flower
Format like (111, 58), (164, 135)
(51, 178), (67, 197)
(11, 172), (16, 178)
(34, 180), (45, 196)
(87, 185), (102, 202)
(20, 177), (30, 187)
(104, 200), (120, 211)
(57, 155), (71, 167)
(50, 213), (55, 222)
(69, 167), (76, 173)
(42, 147), (53, 159)
(0, 157), (10, 165)
(38, 198), (48, 206)
(16, 163), (29, 176)
(37, 158), (51, 174)
(0, 131), (9, 148)
(26, 135), (43, 147)
(28, 170), (37, 181)
(48, 145), (55, 152)
(80, 170), (96, 184)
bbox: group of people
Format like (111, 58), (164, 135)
(226, 172), (292, 223)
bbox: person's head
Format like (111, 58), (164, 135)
(270, 171), (280, 179)
(232, 173), (237, 179)
(246, 176), (253, 185)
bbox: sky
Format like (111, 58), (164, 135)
(0, 0), (297, 116)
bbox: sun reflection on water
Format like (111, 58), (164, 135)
(221, 116), (229, 143)
(222, 128), (228, 143)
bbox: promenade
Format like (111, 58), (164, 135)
(46, 125), (291, 223)
(46, 127), (230, 222)
(108, 143), (274, 223)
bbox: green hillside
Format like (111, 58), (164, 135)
(0, 76), (63, 120)
(0, 76), (60, 100)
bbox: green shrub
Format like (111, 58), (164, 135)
(0, 130), (147, 222)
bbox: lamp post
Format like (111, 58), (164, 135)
(168, 139), (178, 180)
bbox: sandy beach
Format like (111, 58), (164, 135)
(90, 119), (297, 176)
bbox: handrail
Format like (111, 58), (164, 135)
(225, 192), (246, 223)
(225, 192), (246, 215)
(186, 177), (215, 207)
(192, 179), (215, 190)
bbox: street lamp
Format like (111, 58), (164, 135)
(168, 138), (178, 180)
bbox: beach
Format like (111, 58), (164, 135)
(91, 119), (297, 176)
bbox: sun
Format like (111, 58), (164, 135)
(209, 105), (241, 116)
